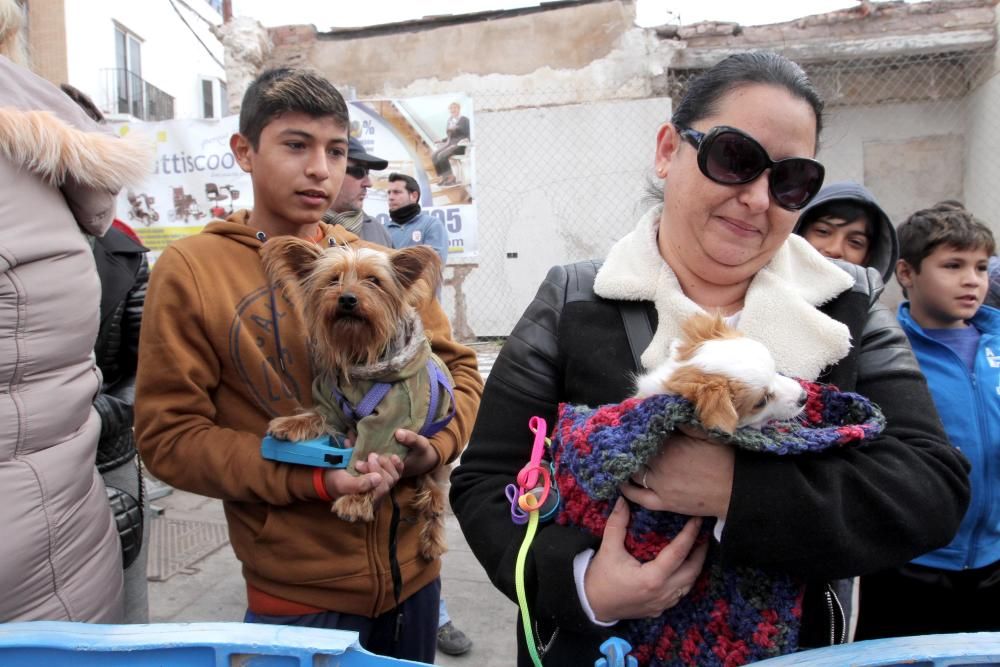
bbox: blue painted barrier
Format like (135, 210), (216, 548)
(751, 632), (1000, 666)
(0, 621), (433, 666)
(4, 624), (998, 666)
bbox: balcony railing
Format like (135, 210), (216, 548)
(101, 68), (175, 121)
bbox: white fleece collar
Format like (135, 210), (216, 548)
(594, 205), (855, 380)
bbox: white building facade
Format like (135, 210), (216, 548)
(26, 0), (226, 122)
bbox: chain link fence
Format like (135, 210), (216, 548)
(445, 47), (1000, 338)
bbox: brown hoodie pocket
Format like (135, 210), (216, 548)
(251, 501), (371, 585)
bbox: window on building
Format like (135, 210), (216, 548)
(220, 80), (229, 116)
(201, 77), (229, 119)
(106, 23), (172, 120)
(114, 25), (143, 117)
(202, 79), (214, 119)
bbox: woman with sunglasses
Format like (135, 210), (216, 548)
(451, 51), (970, 666)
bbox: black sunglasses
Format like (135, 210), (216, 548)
(676, 125), (825, 211)
(345, 164), (370, 180)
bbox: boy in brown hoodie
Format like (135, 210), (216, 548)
(135, 68), (482, 662)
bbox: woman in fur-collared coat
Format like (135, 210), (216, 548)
(0, 14), (151, 621)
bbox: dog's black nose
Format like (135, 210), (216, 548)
(338, 293), (358, 310)
(797, 390), (808, 407)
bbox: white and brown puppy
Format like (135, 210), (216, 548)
(634, 312), (807, 433)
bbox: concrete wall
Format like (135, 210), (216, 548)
(259, 2), (677, 113)
(450, 84), (1000, 332)
(964, 5), (1000, 239)
(820, 100), (967, 221)
(817, 99), (972, 308)
(269, 1), (642, 100)
(61, 0), (225, 120)
(440, 95), (670, 336)
(245, 0), (999, 338)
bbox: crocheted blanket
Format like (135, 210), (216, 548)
(552, 379), (884, 667)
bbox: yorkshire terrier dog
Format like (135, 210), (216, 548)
(633, 312), (807, 433)
(261, 238), (452, 560)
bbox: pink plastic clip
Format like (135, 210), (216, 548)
(517, 416), (548, 490)
(507, 416), (553, 525)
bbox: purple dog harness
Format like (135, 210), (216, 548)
(326, 359), (455, 437)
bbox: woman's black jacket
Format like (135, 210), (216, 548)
(92, 225), (149, 472)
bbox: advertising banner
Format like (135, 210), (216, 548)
(113, 93), (477, 264)
(348, 93), (477, 263)
(113, 115), (245, 261)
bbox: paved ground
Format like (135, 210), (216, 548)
(146, 342), (517, 666)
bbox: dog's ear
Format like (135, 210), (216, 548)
(673, 313), (733, 361)
(664, 366), (739, 434)
(390, 245), (442, 306)
(681, 311), (738, 345)
(692, 382), (740, 434)
(260, 237), (322, 289)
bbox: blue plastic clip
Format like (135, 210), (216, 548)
(261, 434), (352, 468)
(595, 637), (637, 667)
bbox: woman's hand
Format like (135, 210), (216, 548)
(621, 426), (734, 519)
(393, 428), (441, 477)
(585, 498), (707, 621)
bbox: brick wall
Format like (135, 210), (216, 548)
(25, 0), (67, 85)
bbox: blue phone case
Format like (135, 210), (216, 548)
(260, 434), (352, 468)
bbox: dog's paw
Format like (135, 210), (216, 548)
(268, 412), (326, 441)
(333, 493), (376, 522)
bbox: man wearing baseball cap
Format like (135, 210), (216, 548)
(323, 136), (393, 246)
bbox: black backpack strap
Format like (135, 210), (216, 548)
(563, 260), (653, 373)
(619, 300), (653, 373)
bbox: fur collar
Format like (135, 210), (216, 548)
(0, 107), (151, 191)
(594, 205), (854, 380)
(343, 310), (430, 382)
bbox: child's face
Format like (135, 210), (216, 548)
(897, 244), (990, 329)
(232, 111), (348, 230)
(801, 215), (871, 266)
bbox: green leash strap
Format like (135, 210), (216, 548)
(515, 508), (544, 667)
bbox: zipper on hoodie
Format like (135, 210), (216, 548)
(369, 499), (388, 614)
(965, 365), (994, 568)
(937, 328), (989, 568)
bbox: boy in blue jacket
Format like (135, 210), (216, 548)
(856, 200), (1000, 637)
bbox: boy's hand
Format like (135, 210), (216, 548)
(353, 453), (404, 502)
(323, 452), (403, 503)
(394, 429), (441, 477)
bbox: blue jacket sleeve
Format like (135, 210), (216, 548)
(425, 218), (450, 266)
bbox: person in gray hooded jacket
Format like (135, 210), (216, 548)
(794, 180), (898, 283)
(0, 0), (152, 622)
